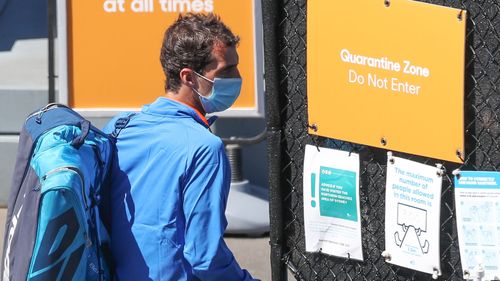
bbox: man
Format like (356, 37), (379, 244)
(103, 13), (259, 281)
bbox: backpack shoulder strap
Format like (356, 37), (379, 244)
(110, 113), (137, 139)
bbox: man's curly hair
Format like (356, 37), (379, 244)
(160, 13), (240, 92)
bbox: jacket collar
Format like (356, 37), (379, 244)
(142, 97), (217, 128)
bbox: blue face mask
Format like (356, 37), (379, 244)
(193, 72), (242, 114)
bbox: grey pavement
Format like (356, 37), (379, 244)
(226, 235), (272, 281)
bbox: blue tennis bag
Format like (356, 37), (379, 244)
(1, 104), (116, 281)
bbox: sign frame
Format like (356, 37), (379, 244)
(56, 0), (265, 118)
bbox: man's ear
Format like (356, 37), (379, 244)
(180, 68), (196, 87)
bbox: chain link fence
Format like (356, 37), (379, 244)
(263, 0), (500, 280)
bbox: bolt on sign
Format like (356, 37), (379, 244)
(59, 0), (263, 117)
(307, 0), (467, 163)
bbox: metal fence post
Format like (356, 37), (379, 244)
(47, 0), (56, 103)
(262, 0), (287, 280)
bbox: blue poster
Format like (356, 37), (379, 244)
(455, 170), (500, 280)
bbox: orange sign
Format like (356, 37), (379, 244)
(307, 0), (466, 163)
(66, 0), (260, 114)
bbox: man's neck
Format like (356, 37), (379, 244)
(165, 87), (206, 115)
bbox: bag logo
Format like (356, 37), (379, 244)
(29, 208), (84, 280)
(3, 204), (23, 281)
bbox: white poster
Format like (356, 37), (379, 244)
(455, 171), (500, 280)
(384, 153), (443, 276)
(303, 145), (363, 260)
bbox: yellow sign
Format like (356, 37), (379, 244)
(307, 0), (466, 163)
(67, 0), (259, 114)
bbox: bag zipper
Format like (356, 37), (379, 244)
(42, 166), (88, 210)
(14, 105), (79, 208)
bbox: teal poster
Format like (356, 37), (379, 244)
(303, 145), (363, 261)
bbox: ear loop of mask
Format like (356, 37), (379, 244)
(192, 71), (214, 99)
(194, 71), (214, 83)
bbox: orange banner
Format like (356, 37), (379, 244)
(307, 0), (466, 163)
(68, 0), (257, 111)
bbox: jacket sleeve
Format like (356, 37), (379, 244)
(182, 142), (260, 281)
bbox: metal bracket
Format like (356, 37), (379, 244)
(221, 128), (268, 145)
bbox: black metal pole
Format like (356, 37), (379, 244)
(47, 0), (56, 103)
(262, 0), (287, 280)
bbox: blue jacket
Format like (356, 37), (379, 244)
(103, 97), (258, 281)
